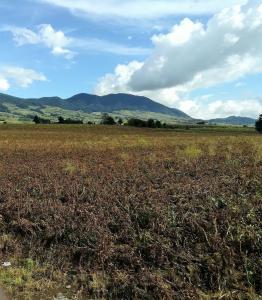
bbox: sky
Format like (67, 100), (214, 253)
(0, 0), (262, 119)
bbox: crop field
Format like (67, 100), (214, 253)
(0, 125), (261, 299)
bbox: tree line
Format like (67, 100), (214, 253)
(32, 114), (262, 133)
(33, 116), (87, 125)
(32, 114), (166, 128)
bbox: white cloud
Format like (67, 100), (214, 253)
(0, 67), (47, 91)
(0, 78), (10, 91)
(8, 27), (40, 46)
(39, 0), (247, 20)
(95, 61), (144, 95)
(3, 24), (150, 57)
(129, 1), (262, 91)
(95, 0), (262, 118)
(4, 24), (76, 59)
(186, 98), (262, 119)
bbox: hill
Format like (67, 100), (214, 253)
(208, 116), (256, 126)
(0, 93), (191, 123)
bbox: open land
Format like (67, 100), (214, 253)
(0, 125), (261, 299)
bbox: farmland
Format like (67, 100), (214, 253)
(0, 125), (261, 299)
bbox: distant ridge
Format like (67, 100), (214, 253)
(0, 92), (256, 125)
(208, 116), (256, 126)
(0, 92), (191, 123)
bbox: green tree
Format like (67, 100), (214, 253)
(33, 115), (50, 124)
(155, 120), (162, 128)
(101, 113), (116, 125)
(147, 118), (155, 128)
(255, 114), (262, 133)
(58, 116), (65, 124)
(127, 118), (146, 127)
(117, 118), (123, 125)
(33, 116), (40, 124)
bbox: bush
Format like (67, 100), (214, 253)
(58, 117), (83, 124)
(33, 116), (51, 124)
(146, 118), (156, 128)
(127, 118), (163, 128)
(101, 114), (116, 125)
(127, 118), (146, 127)
(255, 114), (262, 133)
(117, 118), (123, 125)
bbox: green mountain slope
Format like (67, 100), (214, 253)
(0, 92), (191, 123)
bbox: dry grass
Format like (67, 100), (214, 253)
(0, 125), (261, 299)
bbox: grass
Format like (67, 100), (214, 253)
(0, 124), (261, 299)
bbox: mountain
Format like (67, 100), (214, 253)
(208, 116), (256, 126)
(0, 92), (191, 123)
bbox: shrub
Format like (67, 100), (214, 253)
(117, 118), (123, 125)
(58, 116), (83, 124)
(127, 118), (163, 128)
(146, 118), (156, 128)
(101, 114), (116, 125)
(255, 114), (262, 133)
(127, 118), (146, 127)
(33, 116), (51, 124)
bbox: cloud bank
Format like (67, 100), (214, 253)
(129, 1), (262, 91)
(95, 0), (262, 118)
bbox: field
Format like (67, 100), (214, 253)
(0, 125), (261, 299)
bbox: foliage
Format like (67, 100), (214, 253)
(100, 113), (116, 125)
(0, 92), (190, 120)
(127, 118), (147, 127)
(58, 116), (83, 124)
(146, 118), (155, 128)
(33, 115), (51, 124)
(117, 118), (123, 125)
(0, 125), (261, 299)
(127, 118), (164, 128)
(255, 114), (262, 133)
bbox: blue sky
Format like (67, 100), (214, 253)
(0, 0), (261, 119)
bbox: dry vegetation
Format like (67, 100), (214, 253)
(0, 125), (261, 299)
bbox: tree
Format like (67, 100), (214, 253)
(33, 115), (50, 124)
(117, 118), (123, 125)
(197, 121), (206, 125)
(155, 120), (162, 128)
(101, 113), (116, 125)
(127, 118), (146, 127)
(58, 116), (83, 124)
(147, 118), (156, 128)
(255, 114), (262, 133)
(58, 116), (65, 124)
(33, 115), (40, 124)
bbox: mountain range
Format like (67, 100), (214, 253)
(0, 92), (256, 125)
(208, 116), (256, 126)
(0, 93), (191, 123)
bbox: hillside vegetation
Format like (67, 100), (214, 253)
(0, 93), (191, 124)
(0, 125), (261, 299)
